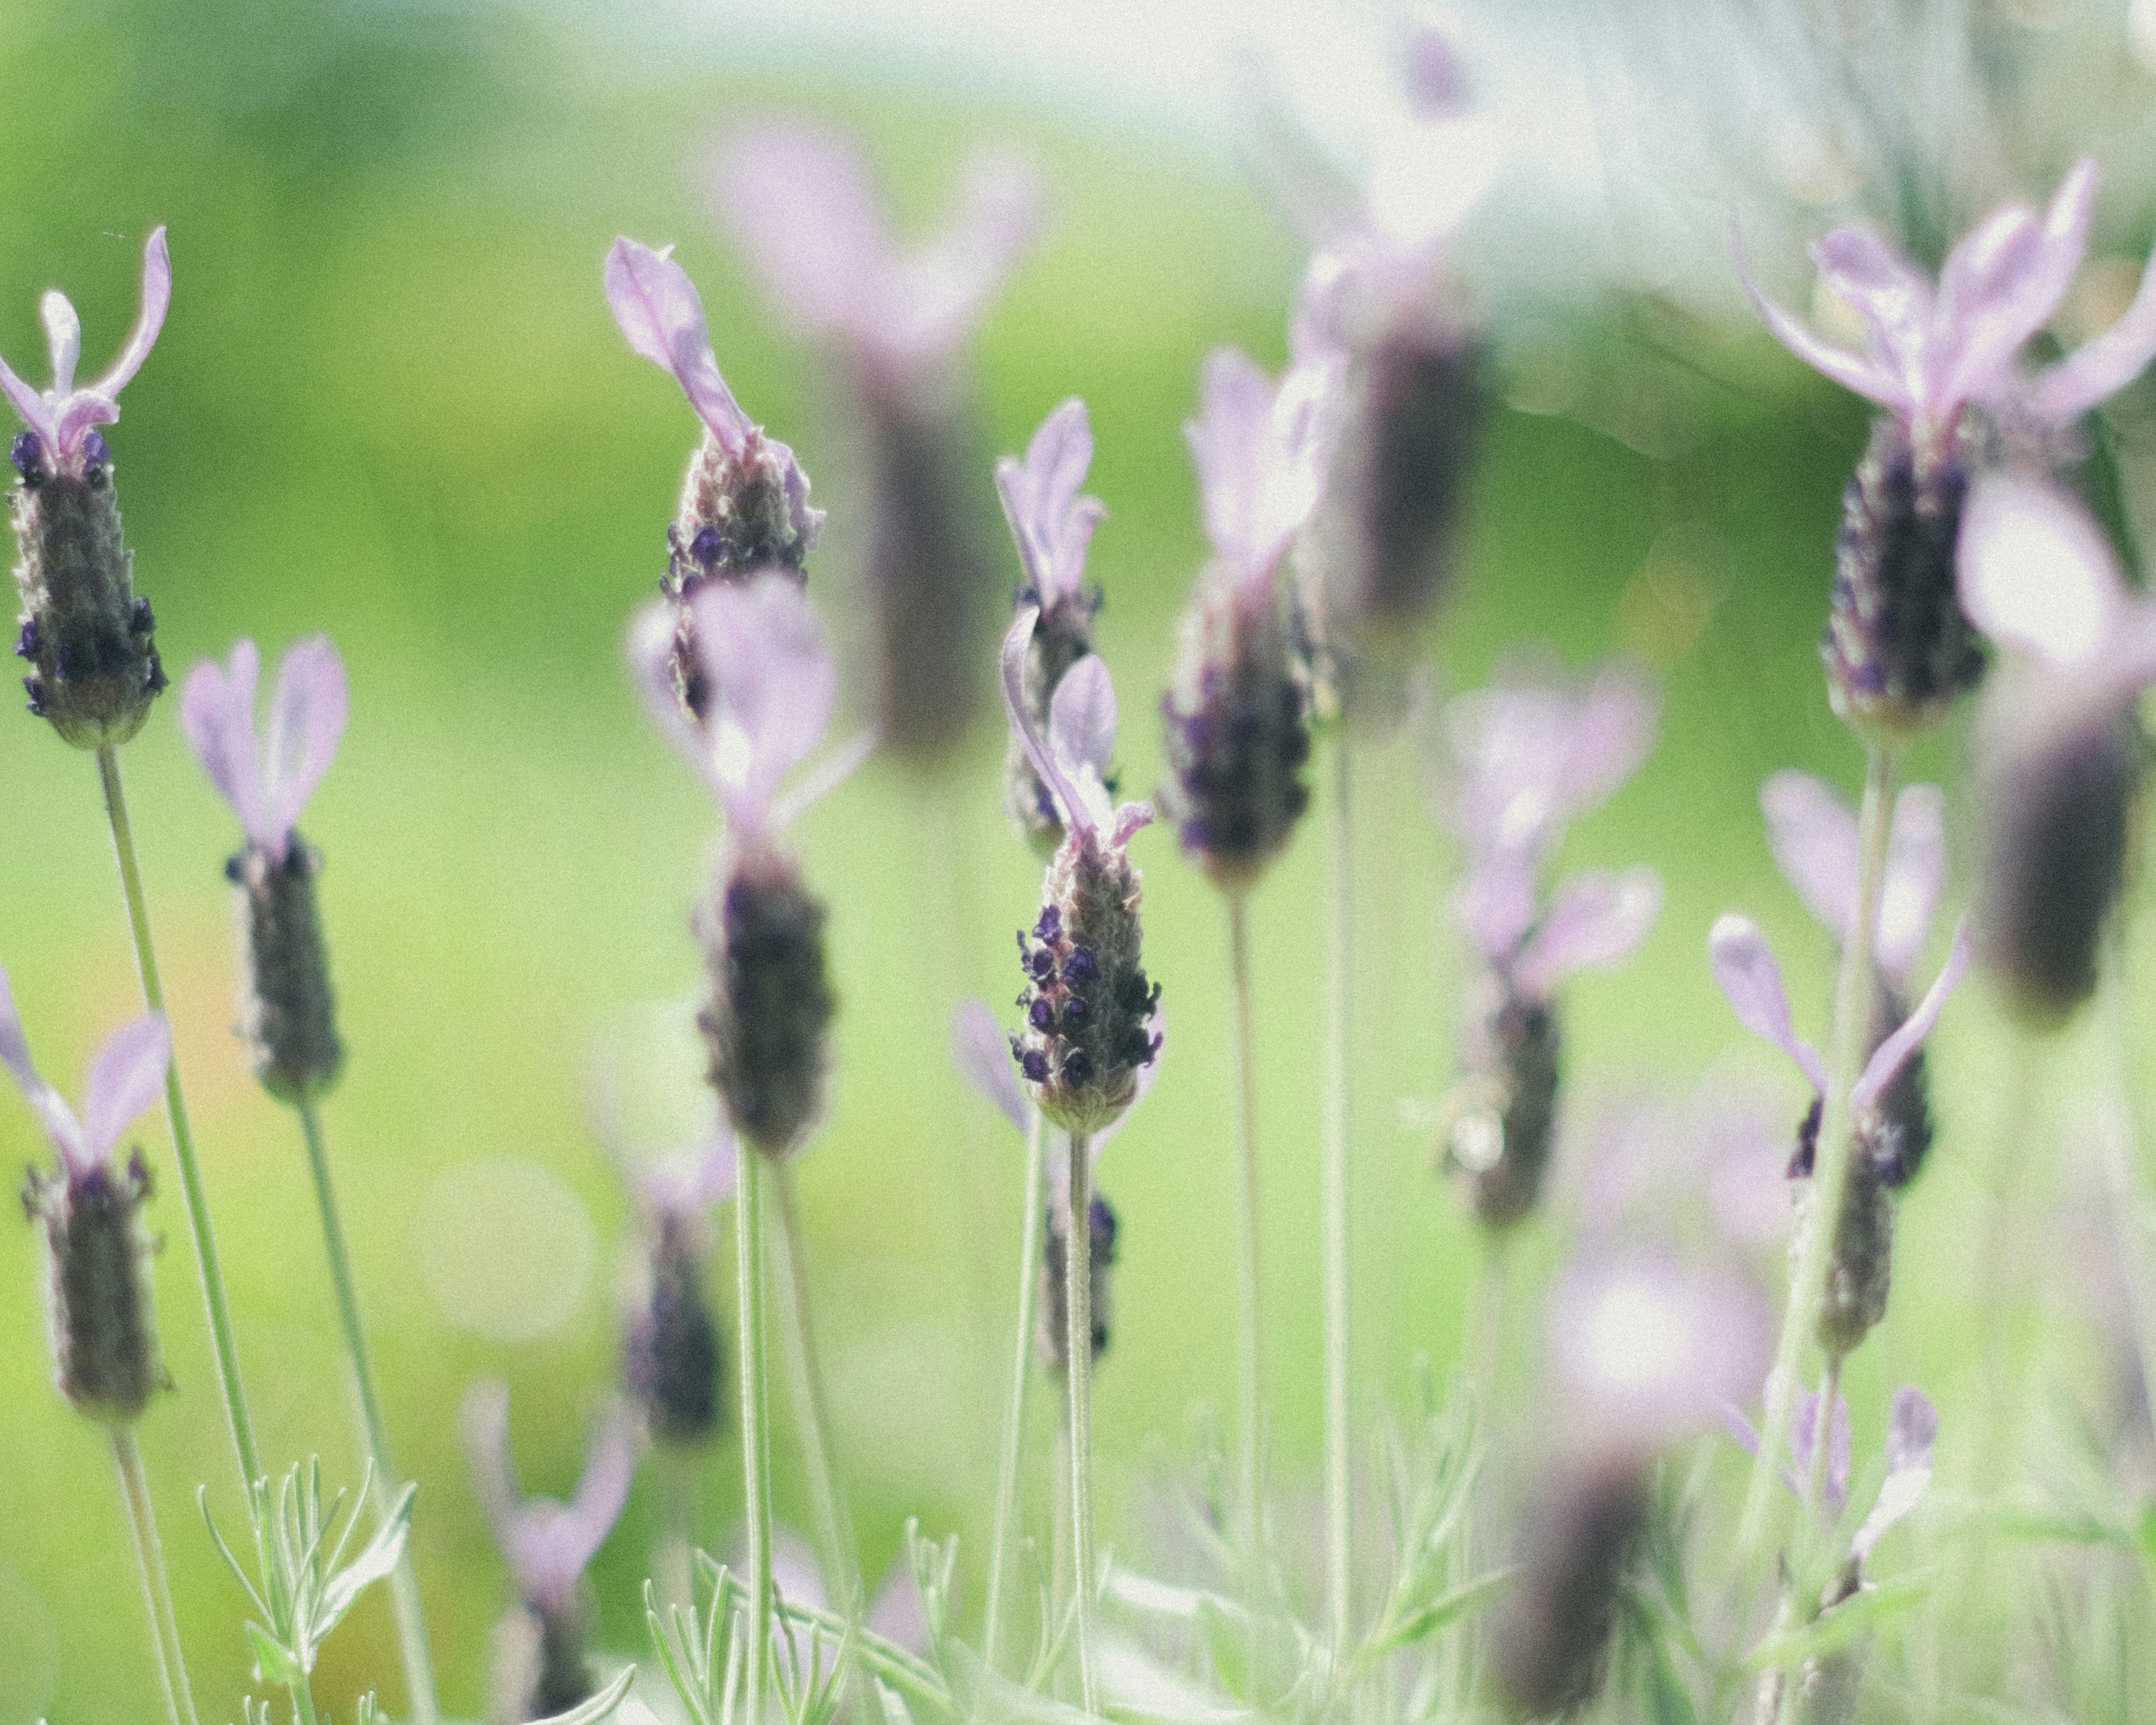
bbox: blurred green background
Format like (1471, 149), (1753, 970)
(0, 2), (2147, 1721)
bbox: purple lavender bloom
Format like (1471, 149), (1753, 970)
(952, 997), (1029, 1133)
(180, 637), (350, 1102)
(1957, 473), (2156, 1019)
(464, 1381), (638, 1721)
(0, 229), (170, 479)
(997, 398), (1108, 855)
(716, 122), (1042, 761)
(1162, 347), (1342, 890)
(2, 962), (172, 1422)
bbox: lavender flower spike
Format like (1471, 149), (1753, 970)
(464, 1381), (638, 1720)
(3, 961), (172, 1421)
(180, 637), (350, 1102)
(0, 228), (171, 478)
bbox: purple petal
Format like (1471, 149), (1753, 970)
(1731, 224), (1910, 410)
(1852, 920), (1970, 1112)
(627, 602), (722, 798)
(1791, 1385), (1852, 1512)
(1708, 914), (1825, 1093)
(1559, 662), (1659, 814)
(952, 998), (1026, 1132)
(1109, 798), (1154, 848)
(459, 1379), (522, 1551)
(1811, 227), (1936, 407)
(1401, 20), (1469, 118)
(0, 347), (53, 450)
(180, 641), (269, 847)
(77, 1014), (170, 1170)
(51, 394), (120, 462)
(0, 962), (88, 1171)
(888, 147), (1043, 362)
(604, 238), (751, 455)
(1453, 856), (1537, 965)
(1876, 784), (1945, 984)
(1933, 161), (2093, 421)
(714, 122), (889, 343)
(638, 1131), (739, 1217)
(996, 396), (1102, 604)
(1852, 1386), (1938, 1558)
(999, 606), (1091, 837)
(1186, 346), (1275, 574)
(41, 292), (80, 396)
(555, 1400), (638, 1586)
(263, 637), (347, 852)
(87, 227), (172, 400)
(1047, 655), (1116, 791)
(1957, 472), (2124, 666)
(691, 576), (837, 833)
(768, 724), (878, 833)
(1512, 866), (1661, 997)
(2026, 243), (2156, 422)
(866, 1558), (933, 1656)
(1760, 771), (1858, 947)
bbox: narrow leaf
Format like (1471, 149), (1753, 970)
(1744, 1569), (1936, 1671)
(1359, 1567), (1519, 1662)
(526, 1665), (638, 1725)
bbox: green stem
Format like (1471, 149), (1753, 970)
(294, 1096), (440, 1725)
(1322, 732), (1353, 1654)
(2097, 932), (2156, 1449)
(738, 1149), (774, 1725)
(96, 745), (262, 1490)
(1738, 746), (1895, 1564)
(1225, 895), (1267, 1559)
(1063, 1130), (1099, 1713)
(112, 1427), (199, 1725)
(288, 1680), (321, 1725)
(984, 1108), (1047, 1674)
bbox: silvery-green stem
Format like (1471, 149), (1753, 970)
(1322, 732), (1354, 1654)
(738, 1149), (774, 1725)
(96, 745), (263, 1491)
(2098, 932), (2156, 1449)
(113, 1427), (198, 1725)
(984, 1108), (1048, 1673)
(295, 1095), (440, 1725)
(1226, 895), (1267, 1558)
(1738, 746), (1895, 1563)
(1063, 1130), (1100, 1713)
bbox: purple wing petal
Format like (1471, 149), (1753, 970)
(1186, 346), (1274, 573)
(179, 641), (269, 847)
(2026, 243), (2156, 422)
(952, 998), (1027, 1133)
(693, 576), (837, 833)
(997, 396), (1100, 603)
(1511, 866), (1661, 997)
(1852, 1385), (1938, 1558)
(890, 147), (1043, 363)
(1760, 770), (1858, 946)
(1934, 162), (2094, 418)
(77, 1014), (170, 1172)
(558, 1400), (638, 1584)
(767, 724), (878, 833)
(0, 347), (54, 451)
(604, 238), (751, 454)
(628, 602), (723, 799)
(264, 636), (348, 851)
(1853, 920), (1971, 1111)
(1731, 224), (1910, 410)
(88, 227), (172, 400)
(1812, 226), (1937, 405)
(1791, 1385), (1852, 1513)
(1000, 606), (1091, 837)
(1709, 914), (1825, 1093)
(1957, 473), (2123, 667)
(714, 122), (889, 341)
(1876, 783), (1945, 984)
(41, 292), (80, 396)
(0, 962), (89, 1170)
(459, 1378), (523, 1549)
(1453, 856), (1537, 966)
(1047, 654), (1117, 805)
(1559, 661), (1659, 815)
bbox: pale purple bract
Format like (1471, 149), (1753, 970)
(462, 1380), (638, 1619)
(995, 397), (1103, 608)
(0, 227), (171, 474)
(179, 637), (349, 863)
(0, 960), (169, 1184)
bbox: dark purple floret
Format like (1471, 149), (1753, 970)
(1062, 947), (1098, 984)
(10, 432), (42, 484)
(1029, 946), (1056, 982)
(231, 835), (346, 1103)
(22, 1147), (169, 1422)
(1029, 997), (1054, 1032)
(24, 673), (44, 715)
(1035, 905), (1062, 940)
(689, 523), (725, 567)
(623, 1215), (726, 1450)
(1449, 984), (1563, 1230)
(129, 596), (153, 633)
(697, 850), (835, 1158)
(80, 430), (110, 471)
(1018, 1044), (1049, 1083)
(1038, 1189), (1120, 1371)
(13, 617), (36, 659)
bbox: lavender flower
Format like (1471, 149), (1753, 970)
(609, 1128), (737, 1450)
(1762, 771), (1945, 1181)
(997, 398), (1107, 855)
(1709, 914), (1970, 1353)
(1162, 347), (1341, 890)
(1956, 473), (2156, 1019)
(464, 1381), (638, 1723)
(1738, 160), (2156, 736)
(1437, 656), (1662, 1227)
(2, 962), (171, 1422)
(180, 637), (349, 1102)
(606, 238), (823, 719)
(717, 122), (1041, 761)
(6, 229), (171, 747)
(632, 574), (871, 1156)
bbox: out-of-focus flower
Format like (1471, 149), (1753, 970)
(3, 962), (170, 1423)
(0, 229), (170, 479)
(1957, 472), (2156, 1021)
(1162, 347), (1340, 891)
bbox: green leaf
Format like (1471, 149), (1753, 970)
(873, 1679), (913, 1725)
(525, 1665), (638, 1725)
(246, 1621), (304, 1687)
(1744, 1570), (1936, 1672)
(1358, 1567), (1519, 1663)
(316, 1485), (414, 1639)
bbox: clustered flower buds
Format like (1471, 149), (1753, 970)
(180, 637), (351, 1103)
(1162, 348), (1340, 891)
(2, 964), (172, 1423)
(3, 230), (171, 748)
(610, 1130), (737, 1449)
(607, 239), (824, 719)
(1038, 1190), (1117, 1372)
(1437, 656), (1661, 1226)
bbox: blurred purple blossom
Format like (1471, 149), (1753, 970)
(1186, 345), (1342, 594)
(999, 608), (1152, 850)
(463, 1381), (638, 1619)
(995, 396), (1103, 610)
(0, 961), (168, 1184)
(179, 638), (349, 863)
(1724, 1382), (1936, 1555)
(952, 997), (1027, 1133)
(0, 228), (170, 475)
(1761, 772), (1945, 989)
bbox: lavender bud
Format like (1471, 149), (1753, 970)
(1864, 982), (1933, 1188)
(489, 1596), (596, 1725)
(1491, 1461), (1647, 1719)
(623, 1214), (725, 1449)
(697, 847), (835, 1157)
(1013, 833), (1161, 1135)
(227, 836), (344, 1103)
(1446, 979), (1561, 1230)
(10, 465), (166, 748)
(1787, 1133), (1894, 1359)
(1162, 579), (1312, 892)
(1822, 416), (1983, 737)
(1975, 706), (2142, 1021)
(1003, 590), (1102, 855)
(1036, 1192), (1118, 1371)
(21, 1149), (168, 1422)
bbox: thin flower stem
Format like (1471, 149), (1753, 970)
(737, 1148), (774, 1725)
(96, 745), (263, 1491)
(293, 1095), (440, 1725)
(1063, 1129), (1100, 1714)
(1767, 1356), (1844, 1725)
(1322, 731), (1354, 1654)
(112, 1427), (199, 1725)
(1225, 894), (1267, 1555)
(2097, 931), (2156, 1450)
(984, 1108), (1048, 1674)
(1738, 745), (1895, 1564)
(288, 1680), (322, 1725)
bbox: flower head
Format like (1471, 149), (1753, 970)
(179, 638), (348, 865)
(463, 1380), (638, 1620)
(997, 397), (1103, 613)
(1186, 346), (1342, 595)
(1725, 1382), (1936, 1560)
(0, 229), (170, 479)
(0, 961), (169, 1186)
